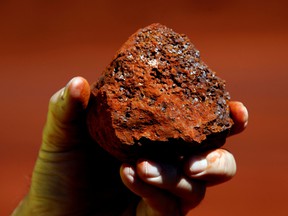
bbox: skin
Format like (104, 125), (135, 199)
(11, 76), (248, 216)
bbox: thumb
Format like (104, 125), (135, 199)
(42, 76), (90, 152)
(20, 77), (92, 215)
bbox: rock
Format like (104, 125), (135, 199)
(87, 23), (233, 162)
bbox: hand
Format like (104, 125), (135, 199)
(12, 77), (138, 216)
(12, 77), (248, 216)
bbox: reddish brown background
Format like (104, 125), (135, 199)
(1, 0), (288, 215)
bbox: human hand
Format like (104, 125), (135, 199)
(12, 77), (248, 216)
(12, 77), (139, 215)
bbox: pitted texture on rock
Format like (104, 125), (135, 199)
(87, 23), (233, 162)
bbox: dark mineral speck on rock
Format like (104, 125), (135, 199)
(87, 23), (233, 162)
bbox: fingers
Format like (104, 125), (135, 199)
(121, 149), (236, 215)
(136, 160), (206, 206)
(121, 101), (244, 215)
(120, 164), (180, 216)
(184, 149), (237, 186)
(42, 77), (90, 152)
(229, 101), (249, 136)
(122, 161), (206, 215)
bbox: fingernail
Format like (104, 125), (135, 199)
(61, 80), (72, 100)
(61, 78), (77, 100)
(206, 150), (222, 164)
(60, 87), (66, 100)
(144, 161), (161, 177)
(189, 157), (208, 174)
(127, 166), (136, 182)
(242, 105), (249, 128)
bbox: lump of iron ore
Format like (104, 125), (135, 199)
(87, 23), (233, 162)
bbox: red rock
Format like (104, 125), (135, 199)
(87, 23), (233, 162)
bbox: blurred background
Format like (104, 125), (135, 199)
(0, 0), (287, 215)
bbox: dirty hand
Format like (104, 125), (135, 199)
(12, 77), (248, 216)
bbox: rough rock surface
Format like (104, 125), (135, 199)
(87, 23), (233, 162)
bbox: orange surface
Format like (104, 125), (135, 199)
(1, 0), (288, 215)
